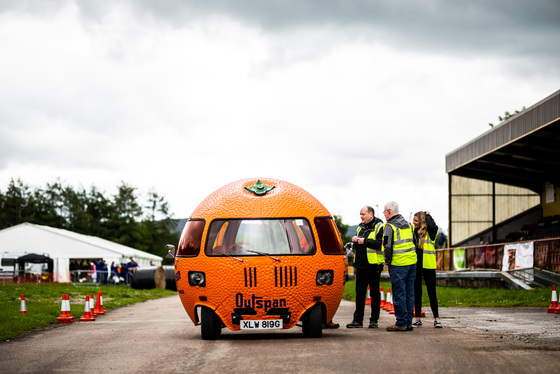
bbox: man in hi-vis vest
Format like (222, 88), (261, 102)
(382, 201), (417, 331)
(346, 206), (384, 328)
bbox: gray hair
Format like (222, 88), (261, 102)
(384, 201), (399, 214)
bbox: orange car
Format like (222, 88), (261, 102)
(168, 178), (346, 339)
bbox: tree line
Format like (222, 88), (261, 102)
(5, 179), (445, 261)
(0, 179), (179, 263)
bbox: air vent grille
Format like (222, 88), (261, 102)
(244, 267), (257, 287)
(275, 266), (297, 287)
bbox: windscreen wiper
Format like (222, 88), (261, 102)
(344, 242), (354, 259)
(213, 251), (243, 262)
(246, 250), (281, 262)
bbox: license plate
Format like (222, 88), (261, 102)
(240, 319), (283, 330)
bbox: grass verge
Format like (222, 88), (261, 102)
(343, 280), (553, 307)
(0, 283), (176, 341)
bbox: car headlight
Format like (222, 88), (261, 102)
(316, 270), (333, 285)
(188, 271), (206, 287)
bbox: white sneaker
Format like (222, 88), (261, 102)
(412, 319), (422, 327)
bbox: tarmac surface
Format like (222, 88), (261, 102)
(437, 306), (560, 347)
(1, 295), (559, 373)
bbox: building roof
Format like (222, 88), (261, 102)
(446, 89), (560, 192)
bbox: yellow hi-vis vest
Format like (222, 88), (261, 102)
(357, 222), (384, 265)
(422, 234), (437, 269)
(385, 222), (417, 266)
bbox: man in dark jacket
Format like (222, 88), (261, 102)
(346, 206), (384, 328)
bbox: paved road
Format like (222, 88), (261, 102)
(1, 295), (559, 373)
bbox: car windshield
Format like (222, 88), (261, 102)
(206, 219), (315, 256)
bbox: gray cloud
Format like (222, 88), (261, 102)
(0, 0), (63, 15)
(1, 0), (557, 226)
(71, 0), (560, 62)
(3, 1), (558, 68)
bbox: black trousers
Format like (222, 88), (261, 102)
(414, 266), (439, 318)
(353, 264), (384, 323)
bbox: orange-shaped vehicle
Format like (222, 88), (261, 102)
(168, 178), (346, 339)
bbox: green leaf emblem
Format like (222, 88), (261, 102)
(244, 180), (275, 196)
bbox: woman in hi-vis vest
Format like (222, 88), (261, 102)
(412, 211), (442, 328)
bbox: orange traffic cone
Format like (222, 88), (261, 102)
(79, 295), (95, 322)
(365, 286), (371, 305)
(90, 293), (96, 316)
(383, 289), (389, 310)
(414, 307), (426, 318)
(20, 294), (27, 315)
(380, 287), (385, 308)
(94, 291), (106, 315)
(384, 288), (392, 311)
(386, 287), (395, 314)
(56, 294), (75, 323)
(548, 286), (558, 313)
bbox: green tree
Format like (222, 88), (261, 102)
(0, 188), (4, 227)
(109, 182), (143, 247)
(1, 179), (37, 227)
(139, 189), (178, 263)
(0, 178), (179, 260)
(37, 180), (66, 228)
(85, 186), (112, 238)
(60, 186), (90, 233)
(488, 106), (526, 128)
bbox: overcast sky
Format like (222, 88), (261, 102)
(1, 0), (559, 231)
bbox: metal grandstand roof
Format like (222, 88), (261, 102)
(446, 90), (560, 192)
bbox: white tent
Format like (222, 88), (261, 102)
(0, 223), (162, 282)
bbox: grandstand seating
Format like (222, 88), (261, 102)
(504, 215), (560, 242)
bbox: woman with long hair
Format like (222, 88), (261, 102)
(412, 211), (442, 328)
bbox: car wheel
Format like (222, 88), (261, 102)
(201, 307), (221, 340)
(302, 304), (322, 338)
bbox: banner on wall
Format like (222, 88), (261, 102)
(502, 242), (534, 271)
(453, 248), (466, 270)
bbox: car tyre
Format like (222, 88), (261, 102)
(302, 304), (322, 338)
(201, 307), (221, 340)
